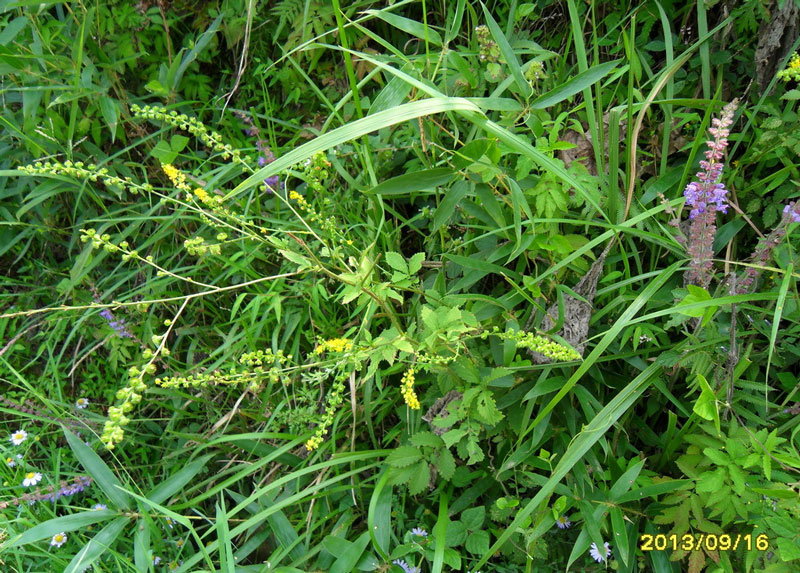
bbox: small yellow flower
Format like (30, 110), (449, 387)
(314, 338), (353, 354)
(400, 368), (420, 410)
(305, 435), (324, 451)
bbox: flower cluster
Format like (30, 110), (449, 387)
(17, 160), (151, 195)
(313, 337), (353, 354)
(183, 235), (223, 256)
(156, 348), (288, 392)
(682, 100), (738, 286)
(101, 331), (167, 449)
(0, 476), (93, 509)
(99, 308), (134, 339)
(234, 108), (283, 193)
(132, 105), (241, 163)
(777, 52), (800, 82)
(475, 25), (500, 63)
(305, 369), (348, 451)
(1, 396), (90, 433)
(400, 367), (420, 410)
(525, 60), (546, 84)
(482, 327), (582, 362)
(734, 201), (800, 293)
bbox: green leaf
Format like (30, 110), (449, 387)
(777, 537), (800, 561)
(441, 428), (468, 448)
(702, 448), (730, 466)
(461, 506), (485, 531)
(4, 510), (117, 548)
(331, 532), (370, 573)
(365, 9), (443, 46)
(386, 446), (423, 468)
(64, 517), (129, 573)
(465, 529), (490, 554)
(385, 252), (408, 273)
(151, 140), (179, 164)
(410, 431), (444, 449)
(233, 98), (484, 199)
(475, 389), (504, 425)
(365, 168), (455, 196)
(438, 448), (456, 481)
(480, 2), (532, 98)
(146, 455), (212, 505)
(98, 96), (119, 143)
(408, 460), (430, 495)
(408, 252), (425, 275)
(693, 374), (721, 435)
(676, 285), (717, 322)
(610, 507), (629, 567)
(64, 429), (131, 510)
(530, 60), (620, 109)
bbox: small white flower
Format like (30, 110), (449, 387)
(9, 430), (28, 445)
(555, 515), (572, 529)
(75, 398), (90, 409)
(152, 555), (161, 565)
(50, 532), (67, 547)
(22, 471), (42, 487)
(165, 517), (174, 529)
(5, 456), (15, 467)
(589, 541), (612, 563)
(92, 503), (108, 511)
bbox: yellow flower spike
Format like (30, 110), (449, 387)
(400, 367), (420, 410)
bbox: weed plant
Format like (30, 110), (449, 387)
(2, 1), (800, 572)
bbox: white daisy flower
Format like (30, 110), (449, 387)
(9, 430), (28, 445)
(555, 515), (572, 529)
(589, 541), (612, 563)
(22, 471), (42, 487)
(152, 555), (161, 565)
(92, 503), (108, 511)
(50, 532), (67, 547)
(5, 456), (16, 467)
(75, 398), (90, 409)
(165, 517), (174, 529)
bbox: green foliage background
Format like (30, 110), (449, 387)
(1, 1), (800, 572)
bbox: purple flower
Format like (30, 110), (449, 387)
(683, 100), (738, 287)
(411, 527), (428, 537)
(783, 203), (800, 223)
(392, 559), (420, 573)
(99, 308), (133, 338)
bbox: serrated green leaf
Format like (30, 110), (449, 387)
(384, 251), (407, 273)
(408, 252), (425, 275)
(408, 461), (430, 495)
(475, 390), (504, 425)
(410, 431), (444, 449)
(438, 448), (456, 481)
(441, 428), (468, 448)
(386, 446), (423, 468)
(702, 448), (730, 466)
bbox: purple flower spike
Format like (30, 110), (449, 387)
(683, 100), (738, 287)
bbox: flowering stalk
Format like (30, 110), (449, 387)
(735, 201), (800, 293)
(0, 476), (92, 509)
(683, 100), (738, 287)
